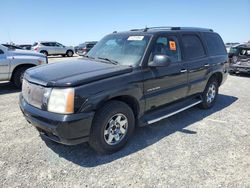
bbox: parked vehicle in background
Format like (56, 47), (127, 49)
(0, 44), (47, 88)
(229, 44), (250, 74)
(2, 44), (22, 50)
(32, 41), (74, 57)
(20, 27), (228, 154)
(75, 41), (97, 56)
(18, 44), (32, 50)
(225, 42), (240, 53)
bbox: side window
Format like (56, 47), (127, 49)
(149, 36), (181, 63)
(203, 33), (226, 55)
(56, 43), (63, 47)
(41, 42), (50, 46)
(50, 42), (56, 47)
(0, 49), (4, 54)
(182, 35), (206, 60)
(240, 49), (250, 56)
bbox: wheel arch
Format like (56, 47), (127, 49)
(66, 49), (74, 53)
(97, 95), (140, 119)
(40, 50), (48, 54)
(209, 72), (223, 86)
(11, 64), (36, 81)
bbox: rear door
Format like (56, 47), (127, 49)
(143, 34), (188, 111)
(41, 42), (55, 55)
(0, 49), (10, 81)
(180, 33), (210, 96)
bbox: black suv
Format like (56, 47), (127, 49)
(228, 44), (250, 74)
(19, 27), (228, 154)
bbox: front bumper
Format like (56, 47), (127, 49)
(19, 94), (94, 145)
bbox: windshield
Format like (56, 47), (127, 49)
(229, 47), (238, 54)
(87, 34), (151, 66)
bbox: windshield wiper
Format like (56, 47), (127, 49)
(97, 57), (119, 65)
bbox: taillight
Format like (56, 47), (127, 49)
(82, 47), (87, 52)
(34, 47), (38, 51)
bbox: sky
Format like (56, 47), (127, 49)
(0, 0), (250, 46)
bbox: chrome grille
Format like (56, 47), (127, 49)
(22, 79), (46, 109)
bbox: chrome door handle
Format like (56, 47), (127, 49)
(180, 69), (187, 73)
(204, 64), (210, 67)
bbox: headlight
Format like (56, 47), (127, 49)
(48, 88), (75, 114)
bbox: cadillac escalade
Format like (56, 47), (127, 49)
(19, 27), (229, 154)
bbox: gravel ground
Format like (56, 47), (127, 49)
(0, 60), (249, 188)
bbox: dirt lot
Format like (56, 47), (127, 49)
(0, 58), (249, 187)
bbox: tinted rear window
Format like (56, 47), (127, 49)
(182, 35), (206, 59)
(203, 33), (226, 55)
(41, 42), (50, 46)
(86, 44), (95, 48)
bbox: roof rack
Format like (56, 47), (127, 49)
(130, 26), (213, 32)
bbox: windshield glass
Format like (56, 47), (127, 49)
(87, 34), (151, 66)
(229, 47), (238, 54)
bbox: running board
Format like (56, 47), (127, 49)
(140, 97), (202, 126)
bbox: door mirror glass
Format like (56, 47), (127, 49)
(150, 54), (171, 67)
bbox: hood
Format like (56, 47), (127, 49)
(24, 59), (133, 87)
(9, 49), (46, 58)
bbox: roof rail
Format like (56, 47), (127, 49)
(130, 26), (213, 32)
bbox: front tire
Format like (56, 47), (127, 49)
(199, 77), (219, 109)
(12, 67), (29, 89)
(66, 50), (74, 57)
(89, 101), (135, 154)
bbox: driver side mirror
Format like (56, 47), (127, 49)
(149, 54), (171, 67)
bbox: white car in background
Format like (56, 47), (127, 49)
(32, 41), (74, 57)
(0, 44), (47, 88)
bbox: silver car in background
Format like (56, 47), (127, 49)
(32, 41), (74, 57)
(0, 44), (47, 88)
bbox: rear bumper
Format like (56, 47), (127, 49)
(229, 64), (250, 73)
(19, 94), (94, 145)
(76, 51), (87, 56)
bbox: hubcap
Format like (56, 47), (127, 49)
(104, 113), (128, 145)
(206, 83), (216, 103)
(68, 51), (73, 56)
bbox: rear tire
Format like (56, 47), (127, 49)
(66, 50), (74, 57)
(199, 77), (219, 109)
(89, 100), (135, 154)
(12, 67), (29, 89)
(40, 51), (48, 56)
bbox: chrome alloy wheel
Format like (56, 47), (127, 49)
(206, 83), (216, 103)
(104, 113), (128, 145)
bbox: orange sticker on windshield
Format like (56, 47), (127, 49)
(169, 41), (176, 51)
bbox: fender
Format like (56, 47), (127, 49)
(75, 70), (146, 117)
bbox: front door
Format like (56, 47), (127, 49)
(55, 42), (66, 54)
(143, 35), (188, 111)
(0, 49), (10, 81)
